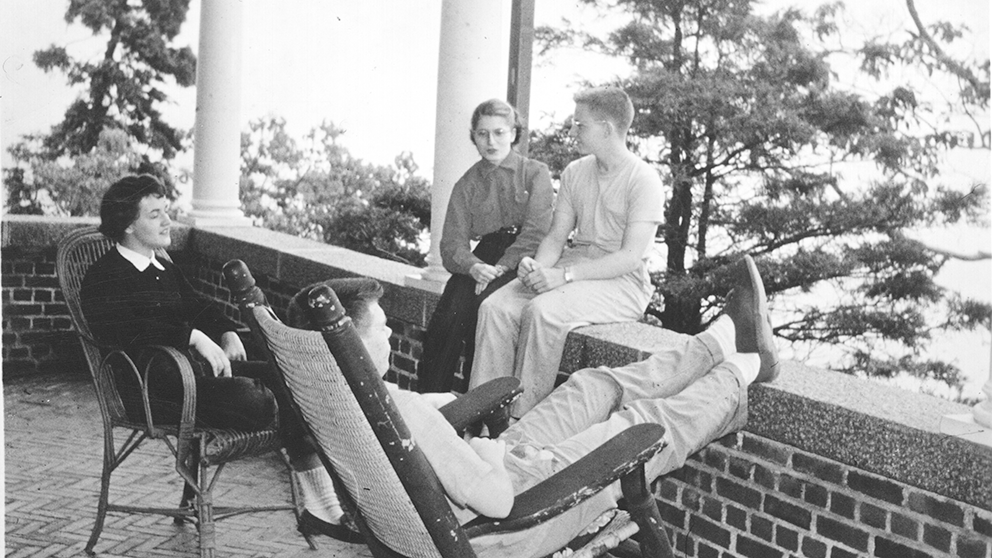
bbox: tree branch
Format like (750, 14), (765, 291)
(905, 0), (988, 99)
(899, 234), (992, 261)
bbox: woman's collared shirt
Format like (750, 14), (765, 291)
(440, 150), (554, 275)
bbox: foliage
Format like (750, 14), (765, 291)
(240, 117), (431, 266)
(530, 0), (991, 394)
(4, 0), (193, 215)
(4, 129), (179, 216)
(33, 0), (196, 159)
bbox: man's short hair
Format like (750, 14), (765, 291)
(470, 98), (524, 146)
(98, 174), (167, 243)
(286, 277), (385, 332)
(573, 86), (635, 136)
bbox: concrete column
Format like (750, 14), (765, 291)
(406, 0), (507, 293)
(940, 340), (992, 446)
(185, 0), (251, 227)
(973, 346), (992, 428)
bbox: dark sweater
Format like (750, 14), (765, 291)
(80, 247), (238, 363)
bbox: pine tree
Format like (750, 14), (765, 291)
(531, 0), (990, 395)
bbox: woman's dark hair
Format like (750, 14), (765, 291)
(286, 277), (385, 332)
(469, 98), (525, 147)
(98, 175), (167, 243)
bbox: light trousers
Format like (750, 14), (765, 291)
(470, 246), (653, 416)
(471, 328), (749, 558)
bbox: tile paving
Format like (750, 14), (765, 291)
(4, 373), (372, 558)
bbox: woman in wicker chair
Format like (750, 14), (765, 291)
(79, 175), (358, 542)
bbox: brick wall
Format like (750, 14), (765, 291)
(659, 431), (992, 557)
(2, 245), (83, 377)
(5, 217), (991, 558)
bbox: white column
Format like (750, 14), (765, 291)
(406, 0), (508, 293)
(185, 0), (251, 227)
(973, 345), (992, 428)
(940, 340), (992, 446)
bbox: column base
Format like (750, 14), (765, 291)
(404, 266), (449, 294)
(973, 398), (992, 428)
(180, 211), (254, 228)
(939, 411), (992, 448)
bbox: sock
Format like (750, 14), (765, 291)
(725, 353), (761, 385)
(295, 467), (343, 524)
(708, 315), (737, 358)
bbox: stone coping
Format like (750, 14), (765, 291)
(4, 215), (989, 509)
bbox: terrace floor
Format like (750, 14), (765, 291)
(4, 372), (372, 558)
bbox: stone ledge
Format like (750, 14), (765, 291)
(5, 215), (989, 510)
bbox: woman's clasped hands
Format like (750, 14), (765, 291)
(470, 263), (509, 295)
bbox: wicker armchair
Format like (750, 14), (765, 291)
(56, 226), (302, 558)
(223, 259), (674, 558)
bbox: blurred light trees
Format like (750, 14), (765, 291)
(530, 0), (990, 396)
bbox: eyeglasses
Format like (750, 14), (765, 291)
(473, 128), (511, 141)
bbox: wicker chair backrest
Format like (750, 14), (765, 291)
(252, 306), (444, 558)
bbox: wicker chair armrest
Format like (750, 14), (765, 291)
(102, 344), (198, 437)
(438, 377), (522, 433)
(463, 422), (666, 537)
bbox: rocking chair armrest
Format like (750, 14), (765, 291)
(462, 422), (667, 537)
(438, 377), (522, 433)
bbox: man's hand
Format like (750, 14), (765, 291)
(220, 331), (247, 362)
(190, 329), (232, 377)
(517, 257), (537, 280)
(521, 266), (567, 294)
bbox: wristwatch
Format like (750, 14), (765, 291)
(563, 266), (574, 283)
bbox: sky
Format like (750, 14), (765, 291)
(1, 0), (990, 395)
(2, 0), (988, 172)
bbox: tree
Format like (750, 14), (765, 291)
(5, 129), (142, 216)
(530, 0), (990, 396)
(33, 0), (196, 159)
(240, 117), (431, 266)
(4, 0), (195, 214)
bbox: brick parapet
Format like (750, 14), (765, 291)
(4, 216), (991, 558)
(661, 432), (992, 557)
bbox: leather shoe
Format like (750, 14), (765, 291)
(724, 255), (779, 382)
(297, 509), (363, 543)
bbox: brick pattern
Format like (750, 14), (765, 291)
(2, 246), (84, 378)
(658, 432), (992, 557)
(5, 373), (368, 558)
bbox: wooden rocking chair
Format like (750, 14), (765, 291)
(223, 259), (675, 558)
(56, 226), (303, 558)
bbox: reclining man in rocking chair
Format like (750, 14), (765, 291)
(288, 254), (780, 557)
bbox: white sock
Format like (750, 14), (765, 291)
(725, 353), (761, 385)
(707, 315), (737, 358)
(295, 467), (343, 524)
